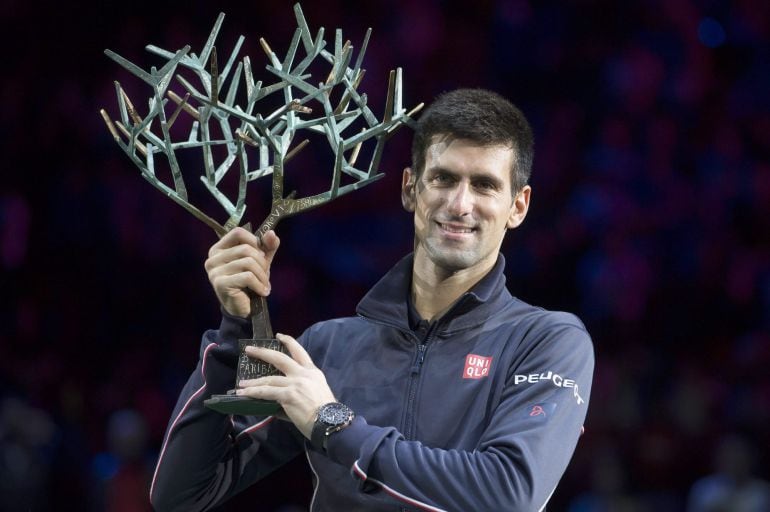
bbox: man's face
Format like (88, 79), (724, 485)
(402, 137), (530, 274)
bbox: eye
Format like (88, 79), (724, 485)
(475, 179), (498, 192)
(431, 173), (453, 185)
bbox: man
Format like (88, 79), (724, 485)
(150, 89), (594, 511)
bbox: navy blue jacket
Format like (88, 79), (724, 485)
(150, 254), (594, 511)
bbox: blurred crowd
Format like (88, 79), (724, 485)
(1, 0), (768, 510)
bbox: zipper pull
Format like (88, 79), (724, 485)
(411, 344), (427, 374)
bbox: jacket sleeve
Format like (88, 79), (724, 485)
(149, 313), (305, 512)
(323, 320), (594, 512)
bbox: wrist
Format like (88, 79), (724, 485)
(310, 402), (355, 453)
(218, 311), (251, 342)
(221, 302), (249, 319)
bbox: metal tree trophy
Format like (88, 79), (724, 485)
(100, 4), (422, 415)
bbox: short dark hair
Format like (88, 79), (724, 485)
(411, 88), (534, 193)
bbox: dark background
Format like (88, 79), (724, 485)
(1, 0), (769, 510)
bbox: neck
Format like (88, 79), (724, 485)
(410, 246), (497, 322)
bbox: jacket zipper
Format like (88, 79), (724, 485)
(403, 325), (435, 441)
(410, 343), (427, 374)
(401, 338), (430, 512)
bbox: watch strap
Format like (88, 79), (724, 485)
(311, 402), (354, 452)
(310, 417), (327, 451)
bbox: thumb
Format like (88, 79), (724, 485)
(261, 230), (281, 266)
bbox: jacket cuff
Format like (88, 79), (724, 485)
(205, 311), (251, 368)
(326, 416), (369, 467)
(325, 416), (395, 470)
(219, 309), (252, 345)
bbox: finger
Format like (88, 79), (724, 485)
(236, 385), (288, 402)
(212, 271), (268, 298)
(276, 333), (314, 368)
(245, 345), (300, 374)
(208, 254), (268, 279)
(239, 376), (289, 388)
(209, 227), (260, 258)
(205, 244), (269, 273)
(260, 230), (281, 266)
(209, 257), (270, 291)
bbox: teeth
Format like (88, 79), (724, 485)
(440, 223), (473, 233)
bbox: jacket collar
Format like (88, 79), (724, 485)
(356, 252), (512, 335)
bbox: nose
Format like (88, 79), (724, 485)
(446, 182), (473, 216)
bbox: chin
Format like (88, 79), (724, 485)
(425, 243), (480, 272)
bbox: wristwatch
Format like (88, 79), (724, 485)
(311, 402), (355, 452)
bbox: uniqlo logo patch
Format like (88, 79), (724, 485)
(463, 354), (493, 379)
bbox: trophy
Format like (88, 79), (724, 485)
(100, 4), (422, 415)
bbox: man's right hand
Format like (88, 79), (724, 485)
(204, 227), (280, 318)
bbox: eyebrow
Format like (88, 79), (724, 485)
(426, 166), (505, 188)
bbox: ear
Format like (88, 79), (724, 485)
(401, 167), (416, 212)
(507, 185), (531, 229)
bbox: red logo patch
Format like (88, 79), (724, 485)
(463, 354), (493, 379)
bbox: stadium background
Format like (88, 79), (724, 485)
(1, 0), (769, 510)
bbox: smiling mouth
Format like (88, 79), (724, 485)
(437, 222), (475, 234)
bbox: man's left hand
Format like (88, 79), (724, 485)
(236, 333), (335, 439)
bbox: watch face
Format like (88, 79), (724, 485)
(319, 402), (352, 426)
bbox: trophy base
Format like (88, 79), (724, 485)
(204, 393), (283, 416)
(203, 336), (287, 416)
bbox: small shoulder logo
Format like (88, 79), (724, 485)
(463, 354), (493, 379)
(524, 402), (557, 420)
